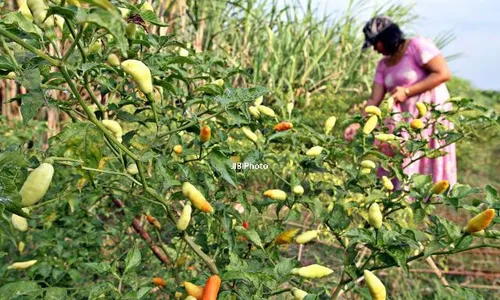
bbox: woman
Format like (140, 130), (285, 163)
(344, 15), (457, 186)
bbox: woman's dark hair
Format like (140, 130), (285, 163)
(374, 23), (405, 55)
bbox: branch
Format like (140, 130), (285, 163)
(0, 27), (60, 66)
(181, 231), (219, 275)
(112, 197), (171, 266)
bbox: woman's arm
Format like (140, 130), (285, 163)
(406, 54), (451, 97)
(361, 83), (386, 115)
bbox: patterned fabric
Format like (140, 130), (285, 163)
(362, 15), (394, 50)
(374, 37), (457, 187)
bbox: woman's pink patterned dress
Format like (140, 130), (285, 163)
(373, 36), (457, 186)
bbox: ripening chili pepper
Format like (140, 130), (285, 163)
(182, 182), (214, 213)
(184, 281), (204, 300)
(11, 208), (30, 232)
(248, 106), (260, 119)
(363, 115), (378, 135)
(381, 176), (394, 191)
(365, 105), (381, 117)
(292, 185), (304, 196)
(410, 119), (424, 130)
(274, 121), (293, 132)
(67, 0), (81, 6)
(275, 228), (300, 245)
(185, 296), (197, 300)
(291, 287), (308, 300)
(257, 105), (276, 117)
(295, 230), (318, 244)
(102, 120), (123, 142)
(18, 241), (25, 254)
(18, 0), (33, 21)
(7, 260), (37, 270)
(254, 96), (263, 106)
(173, 145), (183, 154)
(364, 270), (386, 300)
(146, 215), (161, 230)
(360, 160), (376, 169)
(107, 54), (120, 66)
(241, 127), (258, 143)
(290, 264), (333, 278)
(88, 40), (101, 54)
(126, 163), (139, 175)
(263, 189), (287, 201)
(27, 0), (54, 29)
(20, 162), (54, 207)
(472, 229), (485, 237)
(306, 146), (324, 156)
(242, 221), (249, 229)
(429, 180), (449, 195)
(177, 203), (192, 231)
(380, 97), (394, 112)
(201, 275), (221, 300)
(211, 79), (224, 87)
(325, 116), (337, 135)
(6, 72), (16, 80)
(360, 168), (371, 175)
(121, 59), (153, 95)
(287, 102), (294, 117)
(368, 203), (383, 229)
(140, 1), (154, 12)
(152, 277), (167, 287)
(200, 125), (211, 142)
(126, 23), (136, 39)
(416, 102), (427, 118)
(464, 209), (495, 234)
(374, 133), (397, 142)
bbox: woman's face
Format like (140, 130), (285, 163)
(373, 41), (386, 55)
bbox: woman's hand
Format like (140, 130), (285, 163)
(391, 86), (408, 102)
(344, 123), (361, 141)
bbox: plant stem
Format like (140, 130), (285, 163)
(0, 36), (20, 70)
(330, 270), (345, 300)
(0, 27), (60, 66)
(65, 21), (86, 62)
(84, 78), (106, 116)
(264, 287), (291, 297)
(181, 232), (219, 275)
(81, 166), (142, 186)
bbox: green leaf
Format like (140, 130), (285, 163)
(0, 205), (16, 245)
(48, 122), (105, 168)
(2, 13), (43, 36)
(124, 243), (141, 274)
(327, 204), (351, 231)
(208, 151), (237, 187)
(44, 287), (67, 300)
(0, 281), (42, 300)
(20, 68), (45, 124)
(234, 226), (263, 248)
(140, 10), (168, 27)
(0, 57), (15, 72)
(424, 240), (447, 258)
(449, 184), (481, 198)
(76, 9), (127, 57)
(0, 176), (27, 217)
(273, 258), (295, 279)
(485, 184), (499, 204)
(82, 262), (111, 274)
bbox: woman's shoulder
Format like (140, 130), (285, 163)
(408, 36), (437, 50)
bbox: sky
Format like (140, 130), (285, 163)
(278, 0), (500, 91)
